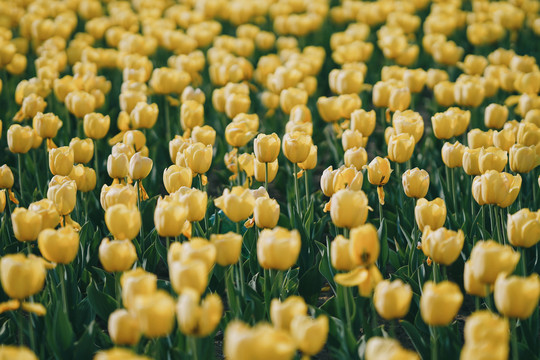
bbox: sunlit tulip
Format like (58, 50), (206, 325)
(331, 236), (356, 271)
(49, 147), (74, 176)
(509, 144), (539, 173)
(484, 104), (508, 129)
(469, 240), (520, 284)
(494, 273), (540, 319)
(108, 309), (141, 346)
(365, 337), (420, 360)
(11, 207), (42, 242)
(183, 142), (213, 174)
(69, 138), (94, 164)
(507, 208), (540, 248)
(421, 226), (464, 265)
(478, 147), (507, 174)
(154, 197), (188, 238)
(210, 232), (243, 266)
(163, 165), (192, 194)
(176, 289), (223, 337)
(415, 198), (446, 232)
(0, 254), (46, 300)
(174, 187), (208, 222)
(99, 238), (137, 273)
(84, 112), (110, 140)
(402, 168), (429, 199)
(257, 227), (301, 270)
(373, 279), (413, 320)
(38, 226), (79, 264)
(214, 186), (255, 223)
(290, 315), (329, 356)
(105, 204), (141, 241)
(32, 112), (62, 139)
(420, 281), (463, 326)
(441, 142), (465, 168)
(330, 189), (369, 229)
(349, 223), (379, 266)
(7, 124), (33, 154)
(350, 109), (376, 137)
(169, 258), (208, 295)
(131, 290), (176, 338)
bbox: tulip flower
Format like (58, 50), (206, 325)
(163, 165), (192, 194)
(210, 232), (243, 266)
(469, 240), (520, 284)
(0, 346), (38, 360)
(154, 197), (188, 239)
(420, 281), (463, 326)
(270, 296), (308, 331)
(402, 168), (429, 198)
(214, 186), (255, 223)
(69, 138), (94, 164)
(11, 207), (42, 242)
(99, 238), (137, 273)
(344, 147), (368, 170)
(191, 125), (216, 146)
(331, 236), (356, 271)
(169, 258), (208, 295)
(105, 204), (141, 241)
(7, 124), (33, 154)
(38, 226), (79, 264)
(108, 309), (141, 346)
(365, 156), (392, 205)
(373, 279), (413, 320)
(253, 197), (280, 229)
(180, 100), (204, 132)
(349, 223), (379, 266)
(478, 147), (507, 174)
(421, 226), (464, 266)
(174, 187), (208, 222)
(131, 290), (176, 338)
(509, 144), (539, 173)
(350, 109), (376, 137)
(0, 254), (46, 299)
(441, 142), (465, 168)
(290, 315), (329, 357)
(463, 261), (489, 297)
(254, 133), (281, 163)
(257, 227), (301, 270)
(176, 289), (223, 337)
(183, 142), (213, 176)
(507, 208), (540, 248)
(494, 273), (540, 319)
(365, 337), (420, 360)
(415, 198), (446, 232)
(330, 189), (369, 229)
(484, 104), (508, 129)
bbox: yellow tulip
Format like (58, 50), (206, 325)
(183, 142), (213, 174)
(169, 258), (208, 295)
(469, 240), (520, 284)
(330, 235), (356, 271)
(11, 207), (42, 242)
(32, 112), (62, 139)
(349, 223), (379, 266)
(180, 100), (204, 131)
(210, 232), (243, 266)
(154, 197), (188, 238)
(509, 144), (539, 174)
(365, 337), (420, 360)
(131, 290), (176, 338)
(108, 309), (141, 346)
(402, 168), (429, 199)
(484, 104), (508, 129)
(468, 129), (494, 149)
(38, 226), (79, 264)
(131, 102), (158, 129)
(507, 208), (540, 248)
(0, 254), (46, 299)
(330, 189), (369, 229)
(463, 260), (489, 297)
(298, 144), (318, 171)
(494, 273), (540, 319)
(414, 198), (446, 232)
(173, 187), (208, 222)
(421, 226), (464, 266)
(105, 204), (141, 240)
(107, 153), (129, 180)
(0, 165), (14, 189)
(472, 171), (521, 208)
(123, 130), (146, 152)
(66, 91), (96, 118)
(478, 147), (507, 174)
(163, 165), (192, 194)
(253, 197), (280, 229)
(214, 186), (255, 223)
(373, 279), (413, 320)
(420, 281), (463, 326)
(270, 296), (308, 331)
(254, 133), (281, 163)
(462, 147), (482, 176)
(93, 348), (150, 360)
(7, 124), (33, 154)
(282, 132), (313, 163)
(280, 87), (308, 115)
(99, 238), (137, 273)
(100, 184), (137, 211)
(341, 129), (367, 151)
(83, 112), (110, 140)
(464, 310), (509, 346)
(0, 346), (38, 360)
(69, 138), (94, 164)
(350, 109), (376, 137)
(392, 110), (424, 143)
(290, 315), (329, 356)
(365, 156), (392, 186)
(128, 153), (153, 180)
(257, 227), (301, 270)
(176, 289), (223, 337)
(191, 125), (216, 146)
(49, 147), (74, 176)
(441, 141), (465, 168)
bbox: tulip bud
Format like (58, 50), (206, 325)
(210, 232), (243, 266)
(388, 87), (411, 112)
(393, 110), (424, 144)
(0, 254), (46, 299)
(387, 133), (415, 163)
(253, 197), (280, 229)
(169, 258), (208, 295)
(469, 240), (520, 284)
(173, 187), (208, 222)
(403, 68), (427, 93)
(0, 165), (14, 189)
(7, 124), (33, 154)
(484, 104), (508, 129)
(49, 146), (75, 176)
(257, 227), (301, 270)
(107, 153), (129, 180)
(365, 337), (419, 360)
(280, 87), (308, 115)
(214, 186), (255, 223)
(433, 81), (455, 107)
(28, 199), (60, 229)
(183, 142), (213, 174)
(225, 93), (251, 119)
(11, 207), (42, 242)
(331, 235), (356, 271)
(105, 203), (141, 241)
(441, 141), (465, 168)
(365, 156), (392, 186)
(344, 147), (368, 170)
(154, 197), (188, 238)
(99, 238), (138, 272)
(47, 177), (77, 215)
(254, 133), (281, 163)
(462, 147), (482, 176)
(131, 290), (176, 338)
(38, 226), (79, 264)
(402, 168), (429, 199)
(420, 281), (463, 326)
(330, 189), (369, 229)
(517, 122), (540, 147)
(270, 296), (308, 331)
(464, 260), (489, 297)
(350, 109), (376, 137)
(32, 112), (62, 139)
(128, 152), (153, 180)
(317, 96), (342, 123)
(191, 125), (216, 146)
(373, 279), (413, 320)
(181, 100), (204, 131)
(415, 198), (446, 232)
(478, 147), (507, 174)
(108, 309), (141, 346)
(509, 144), (539, 173)
(66, 91), (96, 118)
(468, 129), (494, 149)
(494, 273), (540, 319)
(290, 315), (329, 356)
(69, 137), (94, 164)
(421, 226), (464, 265)
(123, 130), (146, 152)
(472, 171), (521, 208)
(349, 223), (379, 266)
(0, 346), (38, 359)
(83, 112), (110, 140)
(341, 129), (367, 151)
(176, 289), (223, 337)
(507, 208), (540, 248)
(163, 165), (192, 194)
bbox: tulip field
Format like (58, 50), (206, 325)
(2, 0), (540, 359)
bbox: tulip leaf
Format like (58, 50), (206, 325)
(400, 319), (428, 359)
(73, 321), (97, 360)
(86, 280), (117, 322)
(378, 218), (389, 269)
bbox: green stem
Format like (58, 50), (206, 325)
(293, 163), (300, 218)
(236, 222), (245, 298)
(520, 248), (527, 275)
(164, 96), (171, 141)
(17, 153), (23, 206)
(94, 140), (100, 188)
(343, 286), (352, 334)
(58, 264), (68, 314)
(361, 299), (372, 339)
(450, 167), (457, 215)
(432, 262), (438, 283)
(474, 296), (480, 311)
(494, 206), (503, 244)
(264, 161), (268, 190)
(379, 201), (383, 224)
(511, 319), (519, 360)
(484, 284), (493, 311)
(188, 336), (199, 360)
(430, 326), (438, 360)
(304, 169), (309, 207)
(136, 180), (144, 252)
(115, 271), (122, 308)
(226, 266), (239, 318)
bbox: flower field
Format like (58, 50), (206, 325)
(1, 0), (540, 359)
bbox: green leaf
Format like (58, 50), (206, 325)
(86, 280), (117, 321)
(400, 319), (428, 359)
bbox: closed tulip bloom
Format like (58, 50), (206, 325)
(469, 240), (520, 284)
(282, 132), (312, 164)
(0, 165), (14, 189)
(253, 197), (280, 229)
(225, 93), (251, 119)
(317, 96), (343, 123)
(100, 184), (137, 210)
(66, 91), (96, 118)
(464, 261), (489, 297)
(123, 131), (146, 152)
(99, 238), (137, 272)
(27, 199), (59, 230)
(365, 156), (392, 186)
(393, 110), (424, 143)
(494, 273), (540, 319)
(108, 309), (141, 346)
(270, 296), (308, 332)
(0, 346), (38, 360)
(128, 153), (152, 180)
(254, 133), (280, 163)
(349, 223), (379, 266)
(169, 258), (208, 295)
(344, 147), (368, 170)
(464, 310), (509, 346)
(402, 168), (429, 199)
(154, 197), (188, 238)
(280, 87), (308, 115)
(105, 204), (141, 240)
(426, 69), (449, 89)
(320, 166), (343, 197)
(373, 279), (413, 320)
(210, 232), (243, 266)
(11, 207), (42, 242)
(484, 104), (508, 129)
(47, 178), (77, 215)
(462, 147), (482, 176)
(388, 133), (415, 163)
(131, 102), (158, 129)
(176, 290), (223, 337)
(254, 158), (279, 183)
(342, 129), (367, 151)
(415, 198), (446, 232)
(468, 129), (494, 150)
(191, 126), (216, 146)
(441, 141), (465, 168)
(509, 144), (539, 173)
(517, 122), (540, 147)
(68, 164), (95, 193)
(69, 138), (94, 164)
(173, 187), (208, 222)
(330, 189), (369, 229)
(214, 186), (254, 223)
(0, 254), (46, 299)
(478, 147), (507, 174)
(94, 348), (150, 360)
(388, 87), (411, 112)
(349, 111), (375, 139)
(507, 208), (540, 248)
(365, 337), (420, 360)
(257, 227), (301, 270)
(331, 235), (356, 271)
(180, 100), (204, 131)
(180, 238), (217, 273)
(107, 153), (129, 179)
(420, 281), (463, 326)
(38, 226), (79, 264)
(476, 171), (522, 208)
(7, 124), (33, 154)
(433, 81), (455, 107)
(121, 268), (158, 310)
(131, 290), (176, 338)
(421, 226), (464, 265)
(184, 142), (213, 174)
(49, 147), (74, 176)
(404, 68), (427, 93)
(431, 112), (456, 140)
(163, 165), (192, 194)
(32, 112), (62, 139)
(290, 315), (329, 356)
(83, 112), (110, 139)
